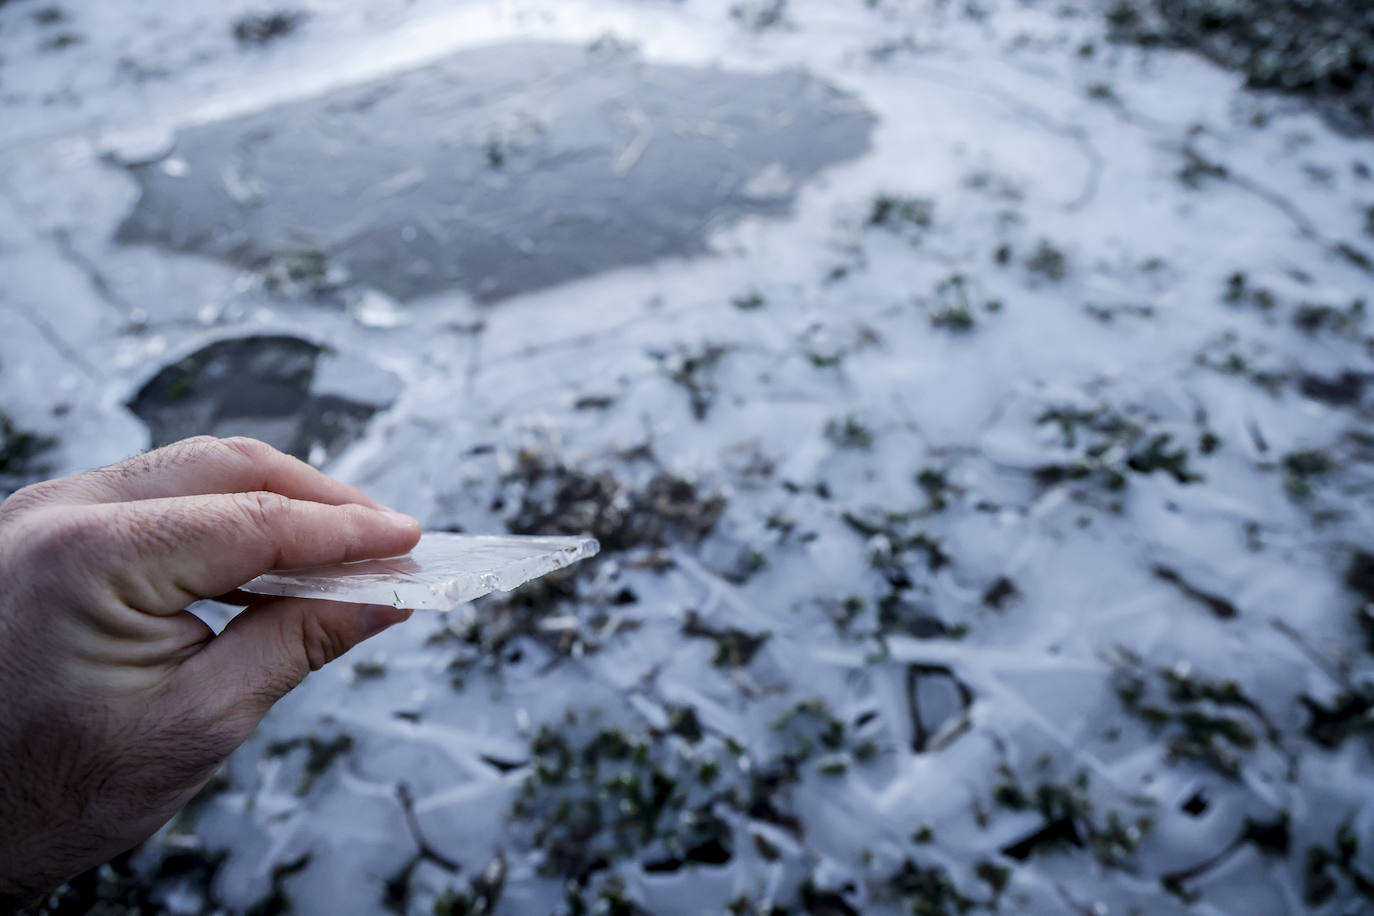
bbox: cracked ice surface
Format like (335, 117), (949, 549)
(2, 0), (1374, 913)
(242, 534), (601, 609)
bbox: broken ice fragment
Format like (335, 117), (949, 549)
(240, 533), (600, 609)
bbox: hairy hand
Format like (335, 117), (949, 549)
(0, 437), (421, 906)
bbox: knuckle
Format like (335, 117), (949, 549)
(163, 434), (222, 464)
(181, 434), (223, 451)
(220, 436), (276, 465)
(27, 507), (105, 558)
(116, 504), (183, 557)
(118, 435), (224, 484)
(0, 479), (66, 517)
(158, 434), (255, 476)
(239, 490), (293, 530)
(299, 610), (347, 671)
(6, 508), (108, 583)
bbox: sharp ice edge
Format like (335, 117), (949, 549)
(239, 533), (600, 609)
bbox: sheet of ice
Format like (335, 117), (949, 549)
(240, 533), (600, 609)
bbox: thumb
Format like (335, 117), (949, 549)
(191, 598), (412, 728)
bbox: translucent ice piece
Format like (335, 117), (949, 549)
(240, 533), (600, 610)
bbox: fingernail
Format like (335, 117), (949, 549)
(377, 508), (421, 530)
(360, 603), (412, 638)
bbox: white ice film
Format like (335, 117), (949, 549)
(240, 533), (600, 609)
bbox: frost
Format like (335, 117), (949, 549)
(8, 0), (1374, 911)
(240, 533), (600, 609)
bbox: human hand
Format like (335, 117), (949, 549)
(0, 437), (421, 908)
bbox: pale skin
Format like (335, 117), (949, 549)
(0, 436), (422, 909)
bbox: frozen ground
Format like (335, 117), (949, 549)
(1, 0), (1373, 913)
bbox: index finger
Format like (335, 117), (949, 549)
(11, 437), (386, 512)
(77, 493), (422, 614)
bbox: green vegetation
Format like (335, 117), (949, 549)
(508, 705), (869, 899)
(1304, 824), (1374, 907)
(915, 468), (954, 513)
(503, 455), (725, 552)
(994, 767), (1155, 867)
(246, 853), (311, 916)
(1292, 298), (1366, 336)
(440, 455), (729, 687)
(825, 415), (875, 449)
(723, 547), (769, 584)
(1084, 302), (1157, 324)
(425, 855), (505, 915)
(730, 0), (788, 31)
(0, 412), (55, 497)
(1335, 243), (1373, 273)
(512, 721), (733, 878)
(38, 31), (81, 51)
(770, 699), (847, 771)
(1283, 449), (1334, 500)
(806, 349), (845, 368)
(1152, 565), (1238, 619)
(1193, 334), (1288, 394)
(1025, 239), (1068, 282)
(842, 510), (950, 574)
(926, 273), (995, 332)
(30, 840), (227, 915)
(964, 170), (1024, 203)
(1127, 434), (1203, 483)
(1348, 551), (1374, 606)
(563, 881), (646, 916)
(233, 10), (307, 45)
(929, 307), (974, 332)
(981, 577), (1018, 610)
(1105, 0), (1374, 135)
(656, 342), (732, 420)
(875, 857), (982, 914)
(1222, 272), (1277, 311)
(263, 733), (355, 794)
(1177, 147), (1228, 189)
(259, 246), (345, 297)
(574, 394), (617, 411)
(352, 659), (387, 682)
(1086, 82), (1117, 102)
(1300, 688), (1374, 749)
(867, 193), (936, 241)
(682, 610), (771, 668)
(834, 509), (964, 639)
(1033, 405), (1203, 492)
(1113, 662), (1276, 777)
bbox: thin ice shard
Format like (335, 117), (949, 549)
(240, 533), (600, 609)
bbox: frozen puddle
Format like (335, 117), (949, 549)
(241, 532), (600, 609)
(128, 335), (402, 463)
(114, 40), (876, 304)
